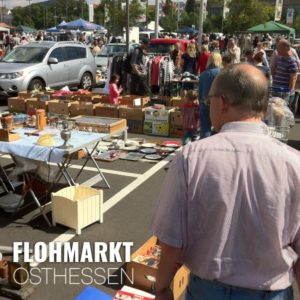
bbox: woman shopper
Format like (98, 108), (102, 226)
(198, 53), (222, 138)
(182, 42), (198, 90)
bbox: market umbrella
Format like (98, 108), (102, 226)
(57, 18), (104, 31)
(46, 26), (59, 33)
(147, 21), (163, 31)
(247, 21), (295, 34)
(177, 27), (197, 34)
(16, 25), (36, 33)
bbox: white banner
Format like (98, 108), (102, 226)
(274, 0), (283, 21)
(88, 4), (94, 23)
(286, 8), (294, 24)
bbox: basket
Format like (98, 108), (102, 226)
(51, 185), (103, 235)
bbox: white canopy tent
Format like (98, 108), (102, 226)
(0, 26), (9, 33)
(147, 21), (163, 31)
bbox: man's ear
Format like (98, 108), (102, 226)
(221, 95), (230, 112)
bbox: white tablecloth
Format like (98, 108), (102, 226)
(0, 128), (107, 163)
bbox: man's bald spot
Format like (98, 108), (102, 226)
(277, 39), (290, 49)
(213, 63), (269, 115)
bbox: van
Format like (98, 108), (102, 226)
(148, 38), (190, 55)
(0, 41), (96, 96)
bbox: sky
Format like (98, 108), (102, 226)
(6, 0), (158, 10)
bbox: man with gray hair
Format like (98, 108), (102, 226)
(151, 63), (300, 300)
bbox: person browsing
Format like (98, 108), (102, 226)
(109, 74), (123, 105)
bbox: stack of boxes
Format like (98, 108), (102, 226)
(7, 92), (186, 137)
(169, 109), (184, 138)
(143, 106), (174, 137)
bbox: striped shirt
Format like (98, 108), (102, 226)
(273, 56), (298, 88)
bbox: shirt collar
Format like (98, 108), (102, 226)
(220, 121), (267, 134)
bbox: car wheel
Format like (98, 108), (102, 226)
(28, 79), (45, 92)
(80, 72), (93, 90)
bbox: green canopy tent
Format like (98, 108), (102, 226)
(16, 25), (36, 33)
(247, 21), (295, 34)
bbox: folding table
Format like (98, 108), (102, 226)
(0, 128), (109, 226)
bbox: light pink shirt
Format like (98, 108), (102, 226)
(152, 122), (300, 291)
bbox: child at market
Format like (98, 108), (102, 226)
(181, 90), (200, 145)
(109, 74), (123, 105)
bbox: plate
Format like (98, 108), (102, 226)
(161, 141), (181, 148)
(141, 143), (157, 148)
(145, 154), (162, 160)
(159, 147), (174, 153)
(120, 153), (145, 161)
(140, 148), (157, 154)
(123, 145), (139, 151)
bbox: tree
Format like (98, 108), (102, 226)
(224, 0), (274, 33)
(185, 0), (196, 14)
(295, 13), (300, 34)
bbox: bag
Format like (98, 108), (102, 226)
(123, 52), (132, 74)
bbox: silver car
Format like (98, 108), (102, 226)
(0, 41), (96, 96)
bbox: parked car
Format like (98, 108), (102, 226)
(0, 41), (96, 96)
(148, 38), (190, 54)
(95, 43), (139, 75)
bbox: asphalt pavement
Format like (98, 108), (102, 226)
(0, 107), (300, 299)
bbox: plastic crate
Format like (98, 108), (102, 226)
(51, 185), (103, 235)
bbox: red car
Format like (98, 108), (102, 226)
(148, 38), (190, 54)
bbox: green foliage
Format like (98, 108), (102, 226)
(185, 0), (196, 14)
(163, 0), (173, 16)
(11, 0), (143, 34)
(224, 0), (274, 33)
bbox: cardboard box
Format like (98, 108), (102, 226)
(71, 116), (127, 135)
(48, 100), (71, 115)
(170, 124), (184, 138)
(26, 99), (48, 114)
(170, 110), (183, 126)
(144, 107), (173, 122)
(7, 97), (26, 113)
(127, 120), (143, 134)
(126, 236), (190, 300)
(94, 104), (119, 118)
(170, 97), (183, 107)
(119, 95), (150, 107)
(70, 101), (95, 116)
(150, 96), (171, 106)
(119, 107), (145, 121)
(144, 120), (169, 137)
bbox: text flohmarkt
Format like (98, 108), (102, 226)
(13, 242), (133, 263)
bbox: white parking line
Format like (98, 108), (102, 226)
(103, 154), (174, 213)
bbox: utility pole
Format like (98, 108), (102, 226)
(1, 0), (4, 23)
(154, 0), (159, 38)
(197, 0), (204, 46)
(26, 0), (32, 25)
(126, 0), (129, 53)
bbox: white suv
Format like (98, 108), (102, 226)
(0, 41), (96, 96)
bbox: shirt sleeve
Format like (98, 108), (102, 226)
(151, 151), (188, 248)
(130, 48), (139, 65)
(289, 59), (298, 74)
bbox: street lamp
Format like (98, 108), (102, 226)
(26, 0), (32, 25)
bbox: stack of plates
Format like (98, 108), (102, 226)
(141, 143), (157, 148)
(140, 148), (157, 154)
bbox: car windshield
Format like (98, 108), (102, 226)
(2, 47), (49, 63)
(98, 45), (126, 56)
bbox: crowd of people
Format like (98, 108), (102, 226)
(149, 35), (300, 300)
